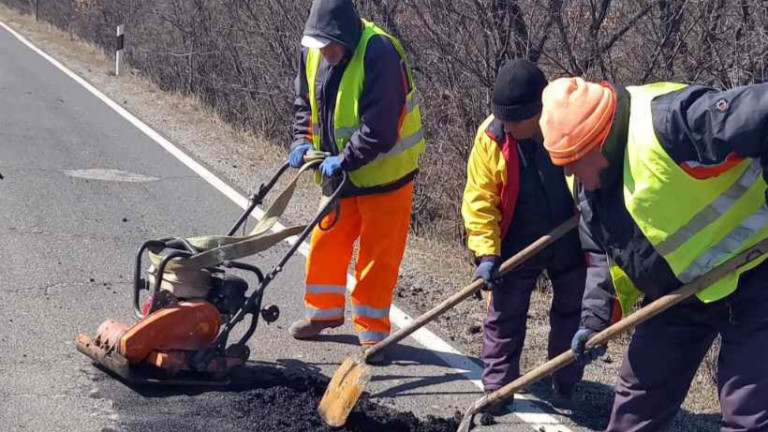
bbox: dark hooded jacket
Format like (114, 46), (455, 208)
(292, 0), (414, 196)
(576, 82), (768, 332)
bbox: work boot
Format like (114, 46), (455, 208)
(288, 318), (343, 340)
(480, 391), (514, 416)
(551, 381), (576, 408)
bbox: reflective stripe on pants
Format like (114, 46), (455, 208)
(306, 284), (347, 295)
(359, 331), (389, 345)
(304, 182), (413, 345)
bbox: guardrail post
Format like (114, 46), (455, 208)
(115, 24), (125, 76)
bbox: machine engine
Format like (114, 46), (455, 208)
(206, 273), (248, 316)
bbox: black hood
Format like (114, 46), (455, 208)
(303, 0), (362, 52)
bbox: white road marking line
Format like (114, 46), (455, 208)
(0, 19), (572, 431)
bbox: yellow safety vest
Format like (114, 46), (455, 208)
(305, 20), (425, 188)
(569, 82), (768, 316)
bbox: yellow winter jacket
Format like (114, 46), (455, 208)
(462, 115), (520, 258)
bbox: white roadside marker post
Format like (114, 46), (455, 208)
(115, 24), (124, 76)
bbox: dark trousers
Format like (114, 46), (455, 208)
(606, 263), (768, 432)
(482, 264), (586, 391)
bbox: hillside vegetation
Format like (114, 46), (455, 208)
(7, 0), (767, 243)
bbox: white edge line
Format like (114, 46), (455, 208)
(0, 20), (572, 432)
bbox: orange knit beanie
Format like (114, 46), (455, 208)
(539, 77), (617, 166)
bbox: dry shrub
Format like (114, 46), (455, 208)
(4, 0), (767, 248)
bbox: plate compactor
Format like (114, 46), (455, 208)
(76, 159), (344, 385)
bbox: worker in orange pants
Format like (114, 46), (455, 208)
(299, 183), (412, 348)
(289, 0), (426, 363)
(286, 0), (424, 364)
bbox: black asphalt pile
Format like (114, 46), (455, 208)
(111, 363), (459, 432)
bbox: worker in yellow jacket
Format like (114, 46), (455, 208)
(462, 60), (586, 412)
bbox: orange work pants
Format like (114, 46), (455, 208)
(303, 182), (413, 346)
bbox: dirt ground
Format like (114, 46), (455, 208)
(0, 5), (722, 431)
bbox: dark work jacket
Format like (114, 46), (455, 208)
(488, 120), (583, 272)
(577, 83), (768, 332)
(292, 2), (414, 197)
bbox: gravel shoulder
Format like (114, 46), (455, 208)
(0, 5), (722, 431)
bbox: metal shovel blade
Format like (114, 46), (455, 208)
(317, 355), (372, 427)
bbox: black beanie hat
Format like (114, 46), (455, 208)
(492, 59), (547, 122)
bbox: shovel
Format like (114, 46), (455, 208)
(456, 236), (768, 432)
(317, 214), (580, 427)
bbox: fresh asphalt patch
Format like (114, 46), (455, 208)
(93, 362), (461, 432)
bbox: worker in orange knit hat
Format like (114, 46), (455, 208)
(539, 76), (768, 432)
(540, 77), (615, 173)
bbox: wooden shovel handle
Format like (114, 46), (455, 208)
(480, 236), (768, 411)
(365, 214), (580, 359)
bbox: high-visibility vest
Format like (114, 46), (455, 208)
(305, 20), (425, 188)
(570, 82), (768, 316)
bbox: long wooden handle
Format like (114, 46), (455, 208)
(365, 214), (580, 359)
(479, 237), (768, 411)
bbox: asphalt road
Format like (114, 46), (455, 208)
(0, 20), (584, 432)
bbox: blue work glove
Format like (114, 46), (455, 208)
(473, 257), (501, 291)
(571, 328), (607, 365)
(288, 144), (312, 168)
(319, 156), (342, 177)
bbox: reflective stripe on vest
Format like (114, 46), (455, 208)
(305, 20), (425, 188)
(622, 82), (768, 306)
